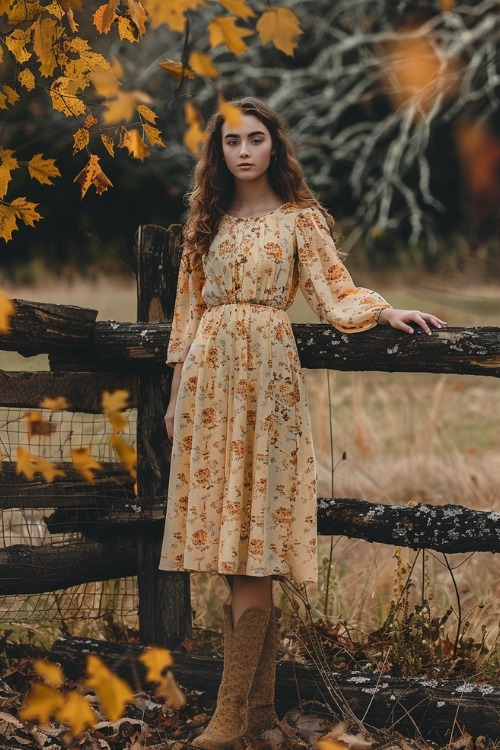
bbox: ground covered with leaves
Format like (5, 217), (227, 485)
(1, 616), (499, 750)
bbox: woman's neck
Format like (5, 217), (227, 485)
(228, 179), (283, 219)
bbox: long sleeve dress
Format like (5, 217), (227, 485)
(159, 203), (390, 584)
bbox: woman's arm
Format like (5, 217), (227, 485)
(164, 362), (183, 441)
(377, 308), (447, 335)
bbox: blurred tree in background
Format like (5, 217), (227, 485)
(1, 0), (499, 279)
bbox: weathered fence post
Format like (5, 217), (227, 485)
(135, 223), (191, 647)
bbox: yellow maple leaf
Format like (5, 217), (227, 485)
(25, 409), (57, 439)
(33, 659), (65, 688)
(71, 446), (103, 482)
(109, 435), (137, 479)
(208, 16), (252, 55)
(4, 1), (45, 23)
(19, 683), (64, 725)
(39, 396), (70, 411)
(102, 388), (129, 432)
(183, 102), (208, 156)
(101, 133), (115, 156)
(158, 58), (195, 82)
(0, 148), (19, 200)
(18, 68), (36, 91)
(86, 654), (134, 722)
(11, 197), (42, 227)
(33, 16), (63, 77)
(57, 691), (97, 737)
(2, 85), (19, 106)
(256, 7), (302, 56)
(0, 91), (7, 110)
(217, 0), (255, 20)
(143, 0), (206, 32)
(85, 114), (99, 128)
(139, 647), (173, 683)
(93, 0), (120, 34)
(189, 50), (219, 77)
(5, 28), (33, 64)
(27, 153), (61, 186)
(118, 15), (138, 42)
(137, 103), (157, 123)
(218, 94), (242, 127)
(120, 127), (150, 159)
(143, 123), (164, 147)
(0, 291), (15, 333)
(73, 127), (90, 154)
(16, 446), (65, 483)
(126, 0), (148, 35)
(103, 90), (150, 125)
(50, 76), (87, 117)
(91, 65), (121, 98)
(44, 1), (65, 18)
(0, 203), (18, 242)
(74, 154), (113, 197)
(155, 671), (186, 709)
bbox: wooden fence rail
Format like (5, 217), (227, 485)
(1, 224), (500, 646)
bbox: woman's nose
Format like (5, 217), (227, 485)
(239, 142), (250, 157)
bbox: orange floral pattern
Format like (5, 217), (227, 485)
(160, 204), (390, 583)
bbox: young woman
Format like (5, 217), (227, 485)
(160, 97), (446, 749)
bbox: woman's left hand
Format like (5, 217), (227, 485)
(377, 308), (447, 335)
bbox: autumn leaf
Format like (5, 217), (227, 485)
(5, 28), (33, 64)
(102, 388), (129, 432)
(93, 0), (120, 34)
(90, 65), (121, 98)
(18, 68), (36, 91)
(101, 133), (115, 156)
(33, 659), (65, 688)
(217, 0), (255, 20)
(85, 114), (99, 128)
(27, 154), (61, 186)
(86, 654), (134, 722)
(126, 0), (148, 35)
(118, 15), (139, 42)
(2, 84), (19, 105)
(103, 90), (149, 125)
(183, 102), (208, 156)
(50, 76), (87, 117)
(256, 7), (302, 56)
(189, 50), (219, 77)
(0, 148), (19, 199)
(73, 127), (90, 154)
(74, 154), (113, 197)
(143, 0), (206, 33)
(208, 16), (252, 55)
(33, 16), (63, 77)
(143, 123), (164, 147)
(0, 291), (15, 333)
(71, 446), (103, 481)
(158, 57), (195, 82)
(56, 691), (96, 736)
(19, 683), (65, 725)
(109, 435), (137, 479)
(16, 446), (65, 482)
(0, 198), (42, 241)
(139, 647), (173, 683)
(25, 410), (58, 439)
(218, 94), (242, 127)
(39, 396), (70, 411)
(137, 103), (157, 123)
(155, 671), (186, 709)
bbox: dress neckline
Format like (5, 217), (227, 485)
(224, 203), (290, 221)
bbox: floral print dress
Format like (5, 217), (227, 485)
(159, 203), (390, 583)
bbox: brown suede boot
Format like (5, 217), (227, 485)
(191, 606), (271, 750)
(246, 607), (279, 737)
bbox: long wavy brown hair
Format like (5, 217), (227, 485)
(184, 96), (336, 262)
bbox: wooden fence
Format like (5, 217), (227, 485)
(1, 223), (500, 652)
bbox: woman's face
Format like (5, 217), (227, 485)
(221, 114), (274, 183)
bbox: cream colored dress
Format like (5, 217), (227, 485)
(159, 204), (389, 583)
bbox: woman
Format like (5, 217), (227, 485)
(161, 96), (446, 749)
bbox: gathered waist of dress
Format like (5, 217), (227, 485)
(206, 299), (287, 311)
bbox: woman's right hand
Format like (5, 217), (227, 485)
(164, 399), (176, 442)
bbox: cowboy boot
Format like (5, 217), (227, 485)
(191, 606), (271, 750)
(246, 607), (279, 737)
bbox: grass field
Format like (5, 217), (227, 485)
(1, 273), (500, 674)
